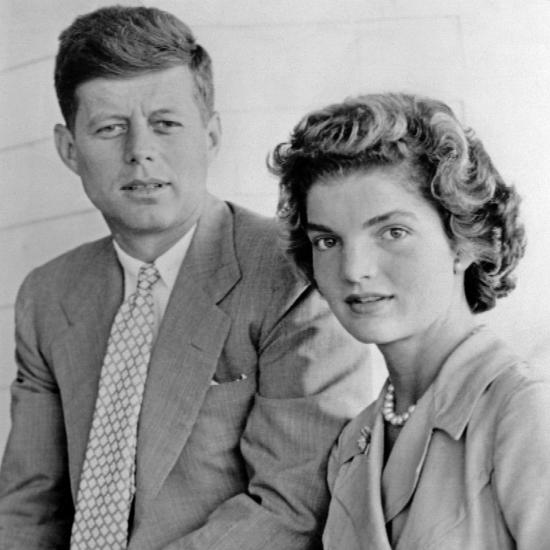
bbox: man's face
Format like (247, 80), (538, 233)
(55, 65), (220, 253)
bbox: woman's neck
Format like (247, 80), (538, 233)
(378, 314), (478, 413)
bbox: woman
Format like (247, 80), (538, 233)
(270, 93), (550, 549)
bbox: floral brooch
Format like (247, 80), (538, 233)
(356, 426), (371, 454)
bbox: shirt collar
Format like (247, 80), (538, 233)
(112, 225), (197, 295)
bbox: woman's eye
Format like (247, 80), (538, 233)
(312, 236), (338, 251)
(382, 227), (408, 240)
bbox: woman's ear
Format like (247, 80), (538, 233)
(54, 123), (80, 175)
(453, 245), (475, 275)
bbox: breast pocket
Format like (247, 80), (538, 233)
(193, 375), (257, 448)
(167, 375), (257, 512)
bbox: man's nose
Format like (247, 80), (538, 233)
(340, 242), (377, 283)
(123, 124), (156, 164)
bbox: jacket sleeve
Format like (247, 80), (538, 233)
(164, 286), (372, 550)
(0, 273), (73, 550)
(493, 369), (550, 549)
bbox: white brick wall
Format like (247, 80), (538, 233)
(2, 0), (550, 455)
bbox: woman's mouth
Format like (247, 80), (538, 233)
(344, 293), (393, 314)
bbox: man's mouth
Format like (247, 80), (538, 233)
(121, 179), (170, 191)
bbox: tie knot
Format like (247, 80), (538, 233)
(137, 263), (160, 292)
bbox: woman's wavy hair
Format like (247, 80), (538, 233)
(269, 93), (526, 313)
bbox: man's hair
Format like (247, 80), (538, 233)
(54, 5), (214, 129)
(269, 93), (526, 313)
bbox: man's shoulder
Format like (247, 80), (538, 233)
(230, 201), (279, 244)
(21, 236), (113, 292)
(228, 201), (301, 285)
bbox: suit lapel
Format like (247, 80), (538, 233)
(334, 408), (392, 549)
(136, 196), (241, 498)
(51, 239), (123, 498)
(381, 386), (435, 524)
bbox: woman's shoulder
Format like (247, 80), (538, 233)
(488, 358), (550, 409)
(469, 355), (550, 452)
(490, 360), (550, 429)
(478, 357), (550, 545)
(440, 328), (550, 433)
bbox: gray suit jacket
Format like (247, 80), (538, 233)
(0, 195), (371, 550)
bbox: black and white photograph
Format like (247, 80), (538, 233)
(1, 1), (549, 548)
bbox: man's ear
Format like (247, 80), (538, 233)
(205, 112), (222, 164)
(54, 123), (80, 175)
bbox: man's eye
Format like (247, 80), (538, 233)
(312, 236), (338, 251)
(154, 120), (182, 130)
(96, 123), (126, 136)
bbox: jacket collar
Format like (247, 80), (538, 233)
(431, 326), (522, 440)
(334, 327), (520, 529)
(180, 193), (241, 303)
(338, 391), (384, 465)
(330, 407), (393, 550)
(60, 193), (240, 319)
(383, 327), (521, 528)
(135, 195), (242, 498)
(55, 238), (124, 496)
(57, 195), (243, 499)
(60, 236), (123, 327)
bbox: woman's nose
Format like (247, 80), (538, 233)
(340, 242), (377, 282)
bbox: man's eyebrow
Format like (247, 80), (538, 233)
(151, 108), (180, 115)
(86, 111), (124, 125)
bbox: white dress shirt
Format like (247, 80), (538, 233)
(112, 226), (196, 339)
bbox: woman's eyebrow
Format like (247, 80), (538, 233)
(306, 222), (334, 233)
(306, 210), (418, 233)
(363, 210), (418, 228)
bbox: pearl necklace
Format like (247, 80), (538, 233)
(382, 383), (416, 427)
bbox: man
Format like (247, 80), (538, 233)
(0, 5), (370, 550)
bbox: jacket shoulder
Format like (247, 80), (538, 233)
(228, 202), (304, 289)
(487, 358), (550, 415)
(472, 333), (548, 412)
(18, 236), (112, 299)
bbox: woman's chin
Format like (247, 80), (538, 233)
(341, 322), (397, 346)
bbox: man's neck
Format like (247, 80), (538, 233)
(111, 226), (194, 262)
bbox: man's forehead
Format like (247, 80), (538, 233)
(74, 66), (198, 115)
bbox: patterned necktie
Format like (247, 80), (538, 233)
(70, 263), (160, 550)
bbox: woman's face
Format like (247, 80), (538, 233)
(305, 164), (471, 345)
